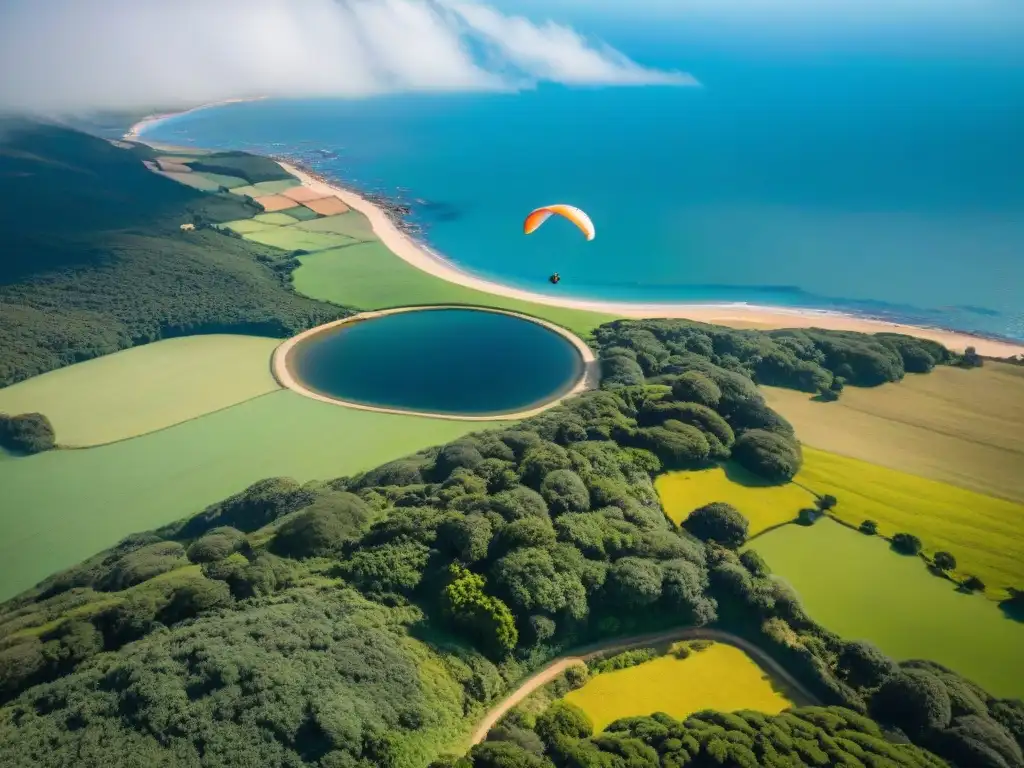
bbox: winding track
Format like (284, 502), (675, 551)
(469, 627), (820, 745)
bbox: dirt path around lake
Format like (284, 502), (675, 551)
(468, 627), (820, 746)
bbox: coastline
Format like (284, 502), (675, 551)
(123, 96), (266, 142)
(280, 160), (1024, 358)
(271, 306), (599, 421)
(129, 105), (1024, 358)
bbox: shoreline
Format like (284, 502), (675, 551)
(123, 96), (266, 142)
(280, 160), (1024, 358)
(131, 101), (1024, 358)
(271, 306), (599, 422)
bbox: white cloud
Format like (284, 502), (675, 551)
(0, 0), (694, 115)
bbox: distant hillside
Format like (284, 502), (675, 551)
(0, 120), (347, 387)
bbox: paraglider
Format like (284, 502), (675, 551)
(523, 204), (595, 241)
(524, 204), (593, 286)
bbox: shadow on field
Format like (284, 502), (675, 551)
(722, 462), (790, 489)
(999, 590), (1024, 623)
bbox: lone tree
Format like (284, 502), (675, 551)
(815, 494), (838, 511)
(962, 576), (986, 593)
(0, 412), (56, 454)
(859, 520), (879, 535)
(933, 551), (957, 572)
(892, 532), (923, 556)
(683, 502), (749, 549)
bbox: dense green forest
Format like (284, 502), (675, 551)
(0, 120), (346, 386)
(440, 703), (950, 767)
(1, 321), (1018, 767)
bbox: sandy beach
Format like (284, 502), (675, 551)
(127, 106), (1024, 359)
(123, 97), (266, 142)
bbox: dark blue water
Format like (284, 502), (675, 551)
(144, 9), (1024, 341)
(290, 309), (584, 415)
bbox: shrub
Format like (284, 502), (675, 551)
(434, 441), (485, 480)
(99, 541), (188, 591)
(272, 492), (373, 558)
(671, 371), (722, 408)
(816, 494), (838, 511)
(0, 412), (56, 454)
(891, 532), (923, 556)
(962, 575), (986, 593)
(682, 502), (749, 549)
(933, 551), (957, 572)
(859, 519), (878, 535)
(441, 564), (518, 658)
(838, 641), (898, 688)
(797, 508), (821, 526)
(186, 526), (246, 563)
(519, 444), (572, 488)
(535, 701), (594, 745)
(591, 648), (657, 674)
(490, 486), (549, 521)
(540, 469), (590, 516)
(870, 670), (953, 736)
(564, 663), (589, 690)
(634, 423), (710, 468)
(739, 549), (770, 577)
(731, 429), (802, 482)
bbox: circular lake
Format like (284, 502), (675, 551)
(287, 308), (586, 416)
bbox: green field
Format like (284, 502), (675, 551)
(0, 335), (281, 446)
(252, 212), (300, 225)
(764, 363), (1024, 503)
(797, 447), (1024, 600)
(281, 204), (321, 221)
(656, 464), (816, 536)
(156, 171), (223, 191)
(563, 643), (795, 732)
(294, 211), (377, 240)
(751, 518), (1024, 698)
(250, 179), (301, 194)
(292, 241), (617, 338)
(218, 218), (280, 234)
(192, 172), (248, 189)
(0, 390), (511, 601)
(242, 228), (358, 252)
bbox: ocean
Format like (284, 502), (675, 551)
(142, 13), (1024, 341)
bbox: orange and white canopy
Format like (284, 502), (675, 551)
(523, 204), (595, 241)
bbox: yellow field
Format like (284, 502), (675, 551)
(563, 643), (794, 732)
(796, 447), (1024, 599)
(0, 335), (281, 446)
(764, 363), (1024, 503)
(656, 465), (816, 536)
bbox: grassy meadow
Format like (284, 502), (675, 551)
(796, 447), (1024, 600)
(751, 518), (1024, 698)
(563, 643), (796, 732)
(292, 240), (617, 338)
(0, 335), (281, 446)
(0, 390), (511, 601)
(763, 363), (1024, 503)
(656, 464), (816, 535)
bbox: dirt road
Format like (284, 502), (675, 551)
(469, 627), (819, 745)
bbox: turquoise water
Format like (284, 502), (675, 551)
(289, 309), (583, 415)
(144, 18), (1024, 341)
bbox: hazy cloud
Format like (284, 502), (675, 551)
(0, 0), (694, 115)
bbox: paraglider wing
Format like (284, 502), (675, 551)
(523, 204), (595, 241)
